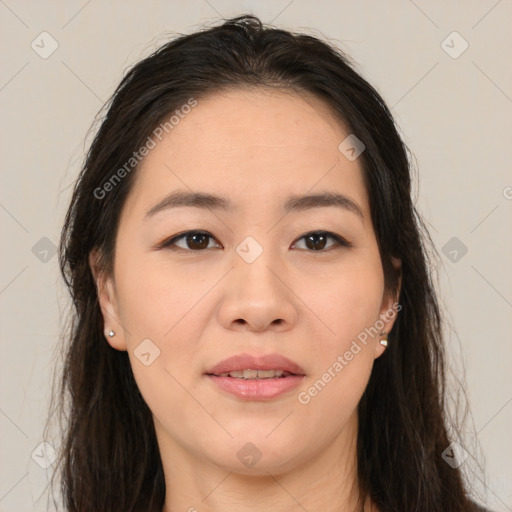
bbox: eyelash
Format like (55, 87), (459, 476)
(158, 230), (353, 253)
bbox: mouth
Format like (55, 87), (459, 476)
(205, 352), (306, 377)
(204, 353), (306, 400)
(206, 369), (301, 379)
(205, 372), (305, 400)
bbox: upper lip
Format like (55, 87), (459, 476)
(206, 353), (306, 376)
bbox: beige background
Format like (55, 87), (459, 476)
(1, 1), (511, 511)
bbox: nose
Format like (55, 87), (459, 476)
(217, 245), (298, 333)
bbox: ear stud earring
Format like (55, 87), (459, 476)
(379, 331), (388, 347)
(107, 329), (116, 338)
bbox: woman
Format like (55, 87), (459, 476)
(49, 14), (490, 512)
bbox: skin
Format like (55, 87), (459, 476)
(91, 87), (400, 512)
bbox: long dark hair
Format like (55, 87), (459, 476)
(47, 14), (482, 511)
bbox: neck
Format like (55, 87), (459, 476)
(159, 411), (374, 512)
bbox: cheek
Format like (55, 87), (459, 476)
(114, 252), (208, 398)
(114, 250), (203, 340)
(302, 255), (385, 347)
(297, 266), (381, 423)
(295, 254), (383, 410)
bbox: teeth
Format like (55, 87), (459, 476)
(217, 369), (287, 379)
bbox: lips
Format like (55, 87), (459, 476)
(206, 353), (306, 376)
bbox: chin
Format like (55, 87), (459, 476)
(205, 436), (308, 476)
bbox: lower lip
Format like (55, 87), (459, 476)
(206, 375), (305, 400)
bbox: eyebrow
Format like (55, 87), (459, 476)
(144, 190), (364, 219)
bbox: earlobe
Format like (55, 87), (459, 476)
(374, 330), (390, 359)
(377, 291), (401, 338)
(88, 249), (127, 351)
(375, 258), (402, 358)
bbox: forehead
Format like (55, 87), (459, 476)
(124, 87), (368, 218)
(160, 87), (348, 156)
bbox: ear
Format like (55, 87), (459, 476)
(89, 248), (127, 351)
(374, 257), (402, 358)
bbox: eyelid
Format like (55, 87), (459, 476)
(158, 230), (220, 251)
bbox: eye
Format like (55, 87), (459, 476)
(159, 230), (221, 252)
(159, 230), (352, 253)
(291, 231), (352, 251)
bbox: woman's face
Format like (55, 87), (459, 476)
(93, 88), (399, 475)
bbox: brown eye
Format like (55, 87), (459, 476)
(305, 233), (329, 251)
(161, 231), (221, 251)
(184, 233), (210, 250)
(292, 231), (352, 251)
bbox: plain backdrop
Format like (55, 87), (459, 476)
(0, 1), (511, 511)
